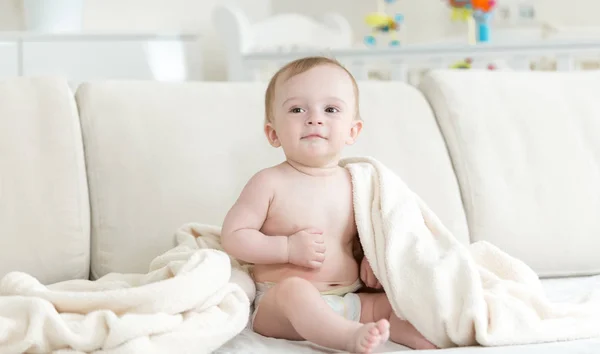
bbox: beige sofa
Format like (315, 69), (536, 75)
(1, 70), (599, 353)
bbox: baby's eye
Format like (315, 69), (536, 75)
(290, 107), (305, 113)
(325, 107), (339, 113)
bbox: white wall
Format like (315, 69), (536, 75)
(0, 0), (22, 30)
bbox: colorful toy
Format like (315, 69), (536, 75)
(364, 0), (404, 47)
(450, 57), (473, 69)
(444, 0), (496, 44)
(449, 57), (499, 70)
(472, 0), (496, 42)
(448, 0), (473, 21)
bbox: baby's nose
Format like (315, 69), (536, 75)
(307, 115), (324, 125)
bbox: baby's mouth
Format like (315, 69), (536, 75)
(302, 134), (326, 140)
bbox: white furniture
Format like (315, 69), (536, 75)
(241, 39), (600, 84)
(1, 71), (600, 352)
(213, 4), (352, 81)
(0, 41), (18, 78)
(0, 32), (203, 85)
(214, 5), (600, 85)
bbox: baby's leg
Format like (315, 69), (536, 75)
(252, 277), (389, 353)
(358, 293), (438, 350)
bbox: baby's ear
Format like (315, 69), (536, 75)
(346, 119), (363, 145)
(264, 123), (281, 148)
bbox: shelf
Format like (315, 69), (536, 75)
(0, 32), (204, 84)
(0, 31), (201, 41)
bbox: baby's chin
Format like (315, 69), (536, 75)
(287, 149), (342, 165)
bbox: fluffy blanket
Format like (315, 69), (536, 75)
(340, 156), (600, 348)
(0, 224), (255, 354)
(3, 156), (600, 353)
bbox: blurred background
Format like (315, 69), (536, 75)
(1, 0), (599, 86)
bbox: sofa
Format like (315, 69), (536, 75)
(1, 69), (599, 353)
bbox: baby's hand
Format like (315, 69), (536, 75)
(360, 256), (382, 289)
(287, 228), (326, 268)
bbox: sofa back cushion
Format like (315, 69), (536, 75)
(420, 70), (600, 277)
(0, 77), (90, 284)
(76, 80), (468, 278)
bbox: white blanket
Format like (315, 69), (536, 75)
(4, 156), (600, 353)
(0, 223), (255, 354)
(341, 156), (600, 348)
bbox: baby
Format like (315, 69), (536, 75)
(221, 56), (436, 353)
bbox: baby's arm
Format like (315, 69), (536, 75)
(221, 170), (288, 264)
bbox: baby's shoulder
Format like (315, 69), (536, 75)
(244, 164), (285, 189)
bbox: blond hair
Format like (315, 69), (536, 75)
(264, 56), (360, 124)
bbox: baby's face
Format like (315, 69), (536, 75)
(266, 65), (362, 167)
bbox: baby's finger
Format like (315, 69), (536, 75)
(312, 236), (325, 244)
(313, 252), (325, 262)
(308, 260), (323, 269)
(312, 232), (325, 242)
(307, 228), (323, 234)
(313, 242), (326, 253)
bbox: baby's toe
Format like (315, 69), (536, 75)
(369, 326), (380, 337)
(376, 319), (390, 332)
(375, 319), (390, 343)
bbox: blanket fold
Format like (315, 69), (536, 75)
(0, 223), (255, 354)
(340, 156), (600, 349)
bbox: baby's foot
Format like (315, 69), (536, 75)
(349, 319), (390, 353)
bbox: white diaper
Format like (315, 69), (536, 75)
(250, 279), (363, 327)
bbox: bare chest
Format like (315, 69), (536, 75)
(262, 173), (356, 239)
